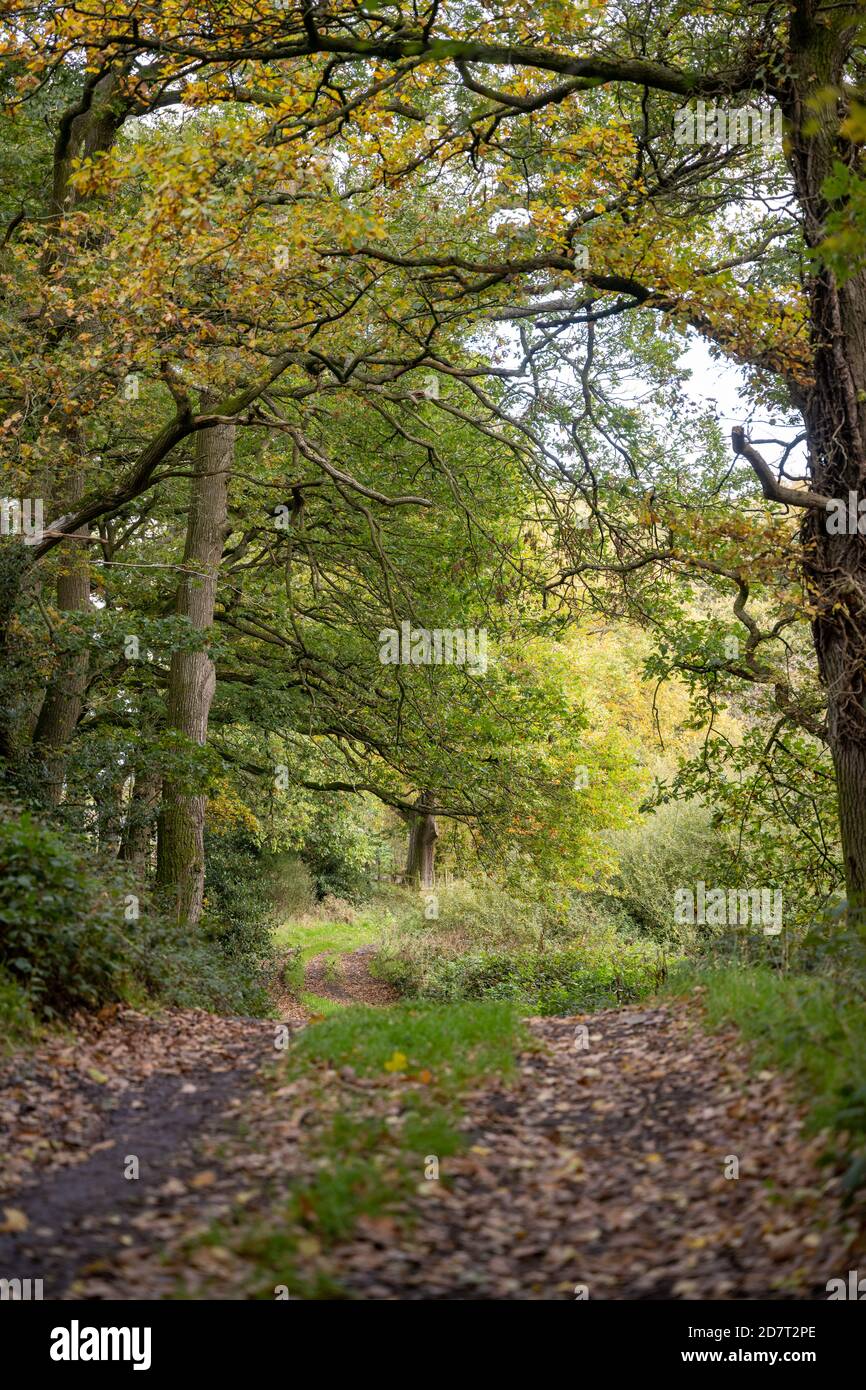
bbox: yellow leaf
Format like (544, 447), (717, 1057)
(0, 1207), (28, 1232)
(384, 1050), (408, 1073)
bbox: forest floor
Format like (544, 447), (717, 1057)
(304, 944), (398, 1007)
(0, 942), (860, 1300)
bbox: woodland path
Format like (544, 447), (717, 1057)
(304, 944), (398, 1007)
(326, 1005), (855, 1299)
(0, 945), (386, 1297)
(0, 1008), (279, 1298)
(0, 967), (858, 1299)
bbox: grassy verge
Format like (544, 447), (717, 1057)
(295, 990), (346, 1018)
(359, 881), (671, 1014)
(273, 918), (380, 961)
(378, 938), (668, 1014)
(0, 968), (42, 1054)
(670, 964), (866, 1195)
(275, 917), (383, 1016)
(187, 1000), (526, 1297)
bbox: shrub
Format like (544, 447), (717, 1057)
(265, 852), (317, 919)
(0, 806), (277, 1023)
(377, 880), (556, 956)
(299, 798), (375, 901)
(600, 803), (722, 944)
(316, 893), (356, 924)
(0, 806), (133, 1016)
(378, 938), (667, 1014)
(203, 827), (278, 959)
(0, 967), (40, 1050)
(370, 879), (671, 1012)
(130, 913), (272, 1016)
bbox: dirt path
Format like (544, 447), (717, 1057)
(304, 944), (397, 1006)
(0, 944), (389, 1299)
(313, 1005), (859, 1300)
(0, 999), (859, 1300)
(0, 1008), (283, 1298)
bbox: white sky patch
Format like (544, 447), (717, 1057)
(679, 334), (808, 480)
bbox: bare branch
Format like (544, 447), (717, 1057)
(731, 427), (832, 511)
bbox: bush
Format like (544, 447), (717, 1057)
(378, 936), (667, 1014)
(0, 806), (133, 1016)
(600, 803), (722, 944)
(130, 913), (273, 1016)
(265, 852), (317, 920)
(377, 880), (557, 956)
(299, 798), (375, 901)
(371, 879), (671, 1012)
(203, 827), (278, 959)
(0, 966), (40, 1050)
(0, 807), (277, 1023)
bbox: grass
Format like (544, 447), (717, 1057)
(0, 969), (42, 1054)
(296, 990), (346, 1018)
(670, 963), (866, 1195)
(291, 996), (523, 1081)
(273, 917), (381, 961)
(275, 916), (383, 1012)
(276, 915), (381, 1017)
(187, 1000), (525, 1297)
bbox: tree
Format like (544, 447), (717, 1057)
(5, 1), (866, 920)
(402, 792), (439, 888)
(156, 405), (234, 923)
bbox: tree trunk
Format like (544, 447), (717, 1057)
(783, 4), (866, 921)
(119, 766), (160, 875)
(404, 791), (438, 889)
(0, 543), (36, 767)
(156, 405), (233, 923)
(27, 75), (130, 799)
(31, 470), (91, 805)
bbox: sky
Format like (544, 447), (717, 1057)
(679, 335), (807, 480)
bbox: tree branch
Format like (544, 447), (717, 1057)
(731, 427), (832, 511)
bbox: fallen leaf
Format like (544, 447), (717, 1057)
(0, 1207), (29, 1232)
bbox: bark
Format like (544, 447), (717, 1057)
(27, 75), (130, 797)
(156, 404), (233, 923)
(50, 72), (129, 220)
(0, 543), (35, 767)
(31, 470), (91, 805)
(119, 766), (161, 875)
(404, 791), (439, 889)
(782, 3), (866, 920)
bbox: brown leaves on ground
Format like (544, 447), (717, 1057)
(0, 1007), (288, 1297)
(0, 1008), (277, 1197)
(304, 945), (398, 1006)
(0, 1000), (861, 1300)
(323, 1006), (861, 1299)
